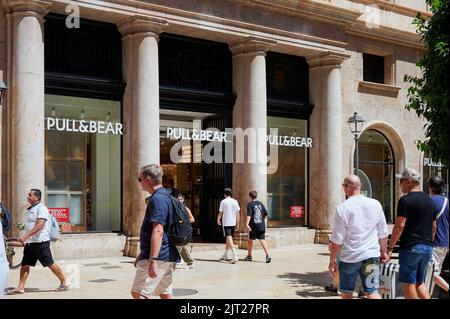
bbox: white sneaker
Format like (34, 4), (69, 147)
(187, 263), (194, 269)
(220, 253), (229, 261)
(175, 262), (185, 269)
(231, 256), (239, 264)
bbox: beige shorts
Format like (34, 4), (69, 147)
(131, 259), (175, 297)
(432, 247), (449, 275)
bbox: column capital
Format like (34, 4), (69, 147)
(118, 15), (168, 38)
(229, 36), (277, 56)
(1, 0), (51, 16)
(306, 51), (350, 69)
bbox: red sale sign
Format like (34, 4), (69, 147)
(48, 208), (70, 223)
(290, 206), (304, 218)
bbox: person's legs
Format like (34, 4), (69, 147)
(17, 265), (30, 292)
(431, 247), (449, 294)
(399, 246), (418, 299)
(359, 257), (381, 299)
(414, 244), (433, 299)
(416, 283), (430, 299)
(403, 283), (418, 299)
(260, 239), (269, 256)
(48, 263), (67, 286)
(338, 260), (361, 299)
(180, 246), (194, 266)
(247, 239), (253, 257)
(433, 274), (449, 292)
(0, 262), (9, 298)
(227, 235), (238, 262)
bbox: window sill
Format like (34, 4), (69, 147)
(358, 81), (401, 97)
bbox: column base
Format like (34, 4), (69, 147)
(314, 229), (333, 244)
(124, 236), (140, 257)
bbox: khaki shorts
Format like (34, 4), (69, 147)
(131, 259), (175, 297)
(432, 247), (449, 275)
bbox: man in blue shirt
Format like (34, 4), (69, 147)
(428, 176), (449, 294)
(131, 164), (180, 299)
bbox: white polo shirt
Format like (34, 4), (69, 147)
(25, 202), (50, 243)
(219, 197), (240, 227)
(330, 194), (388, 263)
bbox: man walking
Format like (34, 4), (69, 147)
(13, 189), (68, 294)
(217, 188), (240, 263)
(329, 175), (388, 299)
(428, 176), (449, 295)
(387, 168), (436, 299)
(131, 164), (180, 299)
(244, 190), (271, 263)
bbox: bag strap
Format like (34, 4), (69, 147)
(436, 197), (448, 220)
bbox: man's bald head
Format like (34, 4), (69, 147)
(344, 175), (361, 187)
(343, 175), (362, 196)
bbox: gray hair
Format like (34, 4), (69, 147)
(141, 164), (164, 184)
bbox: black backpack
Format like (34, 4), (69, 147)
(164, 194), (193, 246)
(0, 202), (13, 232)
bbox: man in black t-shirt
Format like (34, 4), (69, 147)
(387, 168), (437, 299)
(244, 191), (271, 263)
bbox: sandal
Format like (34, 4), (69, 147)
(57, 284), (70, 291)
(7, 288), (25, 295)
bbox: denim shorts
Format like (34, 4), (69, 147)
(339, 257), (380, 294)
(399, 244), (433, 284)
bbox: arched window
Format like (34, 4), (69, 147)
(358, 130), (395, 223)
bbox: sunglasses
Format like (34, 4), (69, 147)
(399, 178), (409, 183)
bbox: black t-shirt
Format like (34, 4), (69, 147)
(247, 201), (268, 232)
(397, 191), (436, 249)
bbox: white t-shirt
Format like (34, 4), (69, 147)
(219, 197), (240, 227)
(0, 222), (6, 265)
(331, 194), (388, 263)
(25, 202), (50, 243)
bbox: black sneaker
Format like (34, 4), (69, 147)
(324, 285), (338, 294)
(265, 255), (271, 263)
(244, 255), (252, 261)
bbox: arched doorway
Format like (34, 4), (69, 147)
(358, 130), (395, 223)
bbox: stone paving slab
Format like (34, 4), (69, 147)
(4, 243), (341, 299)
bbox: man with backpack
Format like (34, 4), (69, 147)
(132, 164), (181, 299)
(11, 189), (68, 294)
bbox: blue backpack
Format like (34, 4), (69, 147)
(0, 201), (12, 232)
(48, 214), (61, 241)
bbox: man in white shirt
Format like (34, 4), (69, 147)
(217, 188), (240, 263)
(329, 175), (388, 299)
(12, 189), (68, 294)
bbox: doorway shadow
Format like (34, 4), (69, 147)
(278, 271), (337, 298)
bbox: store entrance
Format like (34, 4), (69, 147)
(160, 110), (229, 242)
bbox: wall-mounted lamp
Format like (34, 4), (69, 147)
(347, 112), (366, 176)
(80, 109), (85, 120)
(51, 107), (56, 117)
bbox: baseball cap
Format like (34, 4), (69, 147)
(395, 168), (421, 182)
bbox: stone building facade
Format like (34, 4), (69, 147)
(1, 0), (445, 259)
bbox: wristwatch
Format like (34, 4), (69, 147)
(149, 256), (159, 262)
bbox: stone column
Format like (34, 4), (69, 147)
(230, 37), (275, 244)
(118, 16), (168, 257)
(1, 0), (51, 235)
(307, 52), (349, 243)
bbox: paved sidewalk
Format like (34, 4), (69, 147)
(4, 243), (340, 299)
